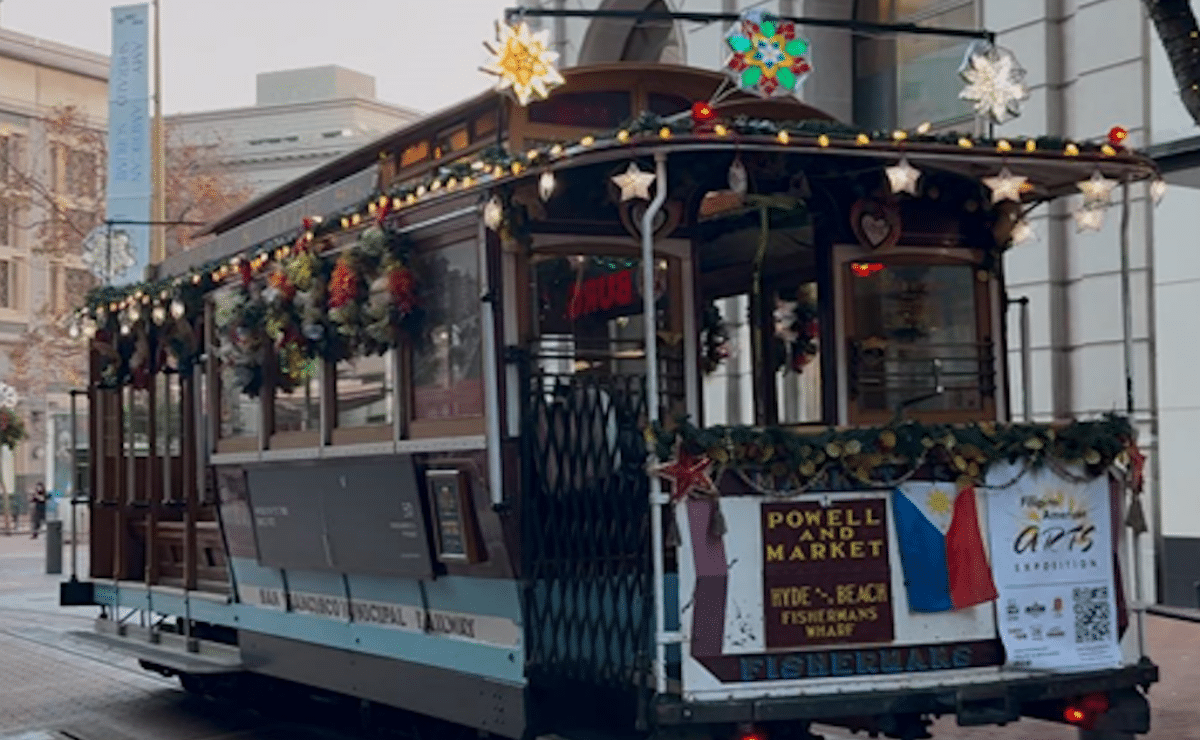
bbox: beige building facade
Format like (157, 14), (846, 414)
(0, 27), (106, 507)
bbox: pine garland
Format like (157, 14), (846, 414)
(651, 414), (1136, 493)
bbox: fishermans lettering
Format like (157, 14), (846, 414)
(761, 498), (894, 647)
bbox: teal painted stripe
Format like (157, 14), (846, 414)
(93, 583), (526, 684)
(229, 557), (286, 591)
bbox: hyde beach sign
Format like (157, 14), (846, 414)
(985, 464), (1123, 671)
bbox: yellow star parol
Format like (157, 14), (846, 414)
(481, 21), (565, 106)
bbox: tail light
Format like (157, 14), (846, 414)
(1063, 692), (1110, 729)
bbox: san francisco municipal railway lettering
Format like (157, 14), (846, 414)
(288, 595), (478, 639)
(761, 498), (894, 647)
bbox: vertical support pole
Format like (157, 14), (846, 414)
(1119, 179), (1146, 659)
(150, 0), (166, 265)
(183, 374), (197, 591)
(69, 389), (79, 580)
(1015, 297), (1032, 422)
(479, 200), (504, 506)
(642, 152), (669, 696)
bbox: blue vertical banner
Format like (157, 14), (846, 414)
(105, 4), (151, 286)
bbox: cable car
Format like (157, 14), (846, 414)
(63, 60), (1158, 740)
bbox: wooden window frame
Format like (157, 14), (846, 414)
(210, 287), (261, 454)
(842, 250), (995, 426)
(407, 236), (487, 440)
(330, 348), (399, 446)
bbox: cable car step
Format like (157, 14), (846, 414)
(68, 619), (242, 675)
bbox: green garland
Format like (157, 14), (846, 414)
(651, 414), (1136, 493)
(214, 222), (422, 397)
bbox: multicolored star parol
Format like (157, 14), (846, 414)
(724, 10), (812, 98)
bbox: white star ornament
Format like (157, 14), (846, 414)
(612, 163), (657, 202)
(982, 168), (1027, 204)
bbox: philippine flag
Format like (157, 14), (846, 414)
(892, 484), (998, 612)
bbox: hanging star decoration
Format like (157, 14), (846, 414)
(1150, 178), (1167, 205)
(1010, 219), (1035, 245)
(611, 162), (657, 202)
(885, 156), (921, 196)
(481, 21), (565, 106)
(958, 42), (1029, 125)
(724, 9), (812, 98)
(1073, 205), (1105, 232)
(1077, 169), (1118, 208)
(538, 170), (556, 201)
(982, 167), (1028, 203)
(650, 443), (717, 503)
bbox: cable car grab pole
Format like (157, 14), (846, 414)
(642, 151), (669, 695)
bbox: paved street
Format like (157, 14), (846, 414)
(0, 532), (1197, 739)
(0, 531), (373, 740)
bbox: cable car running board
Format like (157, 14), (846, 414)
(70, 620), (242, 675)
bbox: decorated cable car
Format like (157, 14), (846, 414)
(64, 11), (1159, 740)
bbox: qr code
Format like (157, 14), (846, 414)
(1073, 586), (1112, 643)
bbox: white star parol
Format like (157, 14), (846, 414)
(1010, 219), (1036, 245)
(612, 163), (657, 202)
(1073, 204), (1105, 233)
(885, 156), (921, 195)
(481, 21), (565, 106)
(1151, 177), (1167, 205)
(728, 158), (748, 196)
(982, 167), (1028, 204)
(82, 226), (136, 283)
(538, 170), (557, 202)
(958, 42), (1030, 125)
(1077, 169), (1118, 208)
(483, 196), (504, 231)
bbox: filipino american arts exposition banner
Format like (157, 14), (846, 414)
(985, 464), (1122, 671)
(105, 4), (151, 286)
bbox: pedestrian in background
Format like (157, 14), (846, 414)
(29, 482), (46, 539)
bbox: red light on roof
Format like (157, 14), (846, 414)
(692, 101), (716, 123)
(851, 262), (885, 277)
(1108, 126), (1128, 146)
(1064, 707), (1088, 725)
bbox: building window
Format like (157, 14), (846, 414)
(0, 134), (22, 186)
(410, 242), (483, 423)
(854, 0), (978, 131)
(0, 200), (12, 247)
(55, 267), (95, 313)
(0, 260), (10, 308)
(66, 149), (98, 199)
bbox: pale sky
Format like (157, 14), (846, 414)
(0, 0), (515, 115)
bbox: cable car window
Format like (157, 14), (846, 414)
(527, 91), (631, 128)
(847, 259), (992, 421)
(411, 242), (483, 422)
(773, 282), (823, 424)
(336, 352), (395, 428)
(275, 363), (321, 433)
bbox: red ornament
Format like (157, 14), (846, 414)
(1126, 440), (1145, 494)
(328, 256), (358, 309)
(268, 268), (296, 300)
(387, 266), (417, 314)
(652, 447), (717, 503)
(375, 199), (392, 225)
(1108, 126), (1128, 147)
(238, 260), (253, 286)
(851, 262), (885, 277)
(692, 101), (716, 124)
